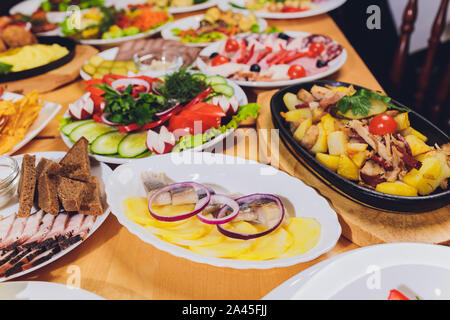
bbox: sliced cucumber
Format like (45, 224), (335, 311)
(212, 84), (234, 98)
(69, 122), (117, 143)
(118, 131), (148, 158)
(336, 99), (388, 120)
(192, 73), (207, 82)
(206, 75), (227, 86)
(61, 119), (94, 136)
(91, 131), (128, 155)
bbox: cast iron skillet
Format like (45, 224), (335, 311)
(0, 36), (76, 83)
(271, 80), (450, 213)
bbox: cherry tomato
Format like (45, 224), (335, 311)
(388, 289), (409, 300)
(308, 42), (326, 57)
(225, 39), (240, 52)
(287, 65), (306, 79)
(369, 114), (398, 135)
(282, 6), (302, 12)
(211, 55), (230, 66)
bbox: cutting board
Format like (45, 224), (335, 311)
(1, 45), (98, 95)
(256, 90), (450, 247)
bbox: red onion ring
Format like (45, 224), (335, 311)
(100, 113), (119, 126)
(148, 182), (211, 222)
(156, 104), (179, 118)
(196, 194), (240, 225)
(111, 78), (151, 93)
(217, 194), (285, 240)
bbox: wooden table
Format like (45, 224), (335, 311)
(13, 11), (384, 300)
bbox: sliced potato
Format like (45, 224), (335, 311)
(394, 112), (410, 131)
(347, 143), (368, 154)
(316, 153), (340, 172)
(402, 157), (446, 195)
(293, 118), (312, 142)
(310, 124), (328, 154)
(405, 134), (432, 156)
(401, 127), (428, 142)
(281, 108), (312, 122)
(321, 113), (337, 136)
(349, 150), (368, 168)
(376, 181), (418, 197)
(337, 154), (359, 180)
(283, 92), (303, 111)
(327, 131), (348, 155)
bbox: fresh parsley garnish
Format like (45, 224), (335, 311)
(337, 89), (408, 116)
(97, 84), (164, 126)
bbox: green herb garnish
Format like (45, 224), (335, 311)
(337, 89), (408, 116)
(161, 66), (206, 106)
(98, 84), (165, 126)
(0, 62), (13, 75)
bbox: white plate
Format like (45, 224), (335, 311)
(281, 243), (450, 300)
(219, 0), (347, 19)
(0, 281), (105, 300)
(1, 92), (61, 156)
(0, 151), (112, 282)
(168, 0), (218, 14)
(80, 47), (119, 81)
(60, 79), (248, 164)
(77, 22), (169, 47)
(161, 14), (268, 47)
(196, 31), (347, 88)
(105, 152), (342, 269)
(262, 256), (332, 300)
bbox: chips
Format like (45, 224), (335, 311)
(0, 90), (42, 155)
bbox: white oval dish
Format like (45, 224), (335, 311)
(0, 281), (105, 300)
(0, 152), (112, 282)
(219, 0), (347, 19)
(168, 0), (218, 14)
(105, 152), (342, 269)
(196, 31), (347, 88)
(61, 79), (248, 165)
(1, 92), (62, 156)
(161, 14), (268, 47)
(270, 243), (450, 300)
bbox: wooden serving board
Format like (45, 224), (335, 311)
(256, 90), (450, 247)
(1, 45), (98, 95)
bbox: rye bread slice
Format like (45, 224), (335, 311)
(36, 158), (61, 178)
(59, 137), (91, 182)
(37, 173), (60, 215)
(17, 155), (36, 217)
(79, 176), (103, 216)
(56, 176), (87, 212)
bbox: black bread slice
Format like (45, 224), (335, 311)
(59, 137), (91, 182)
(17, 155), (36, 217)
(57, 176), (87, 212)
(37, 173), (60, 215)
(79, 176), (103, 216)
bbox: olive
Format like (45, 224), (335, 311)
(316, 60), (328, 68)
(278, 33), (291, 41)
(209, 52), (219, 59)
(250, 64), (261, 72)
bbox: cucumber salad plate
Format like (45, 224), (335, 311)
(59, 67), (258, 164)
